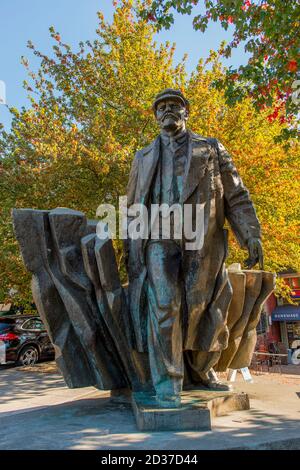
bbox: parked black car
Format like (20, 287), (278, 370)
(0, 315), (54, 366)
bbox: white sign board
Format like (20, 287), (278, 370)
(240, 367), (253, 382)
(227, 367), (253, 383)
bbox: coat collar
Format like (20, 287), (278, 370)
(182, 130), (209, 202)
(140, 130), (209, 204)
(160, 129), (188, 147)
(140, 136), (160, 204)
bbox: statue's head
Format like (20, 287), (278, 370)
(153, 88), (189, 134)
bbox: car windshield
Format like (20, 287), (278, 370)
(21, 318), (44, 330)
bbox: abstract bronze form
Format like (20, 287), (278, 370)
(13, 89), (275, 429)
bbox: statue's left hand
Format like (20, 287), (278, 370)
(245, 237), (264, 270)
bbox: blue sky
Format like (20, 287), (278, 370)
(0, 0), (248, 130)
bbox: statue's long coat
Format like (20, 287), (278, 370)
(125, 130), (261, 353)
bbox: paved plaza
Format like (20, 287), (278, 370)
(0, 362), (299, 450)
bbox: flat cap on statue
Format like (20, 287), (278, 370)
(152, 88), (190, 112)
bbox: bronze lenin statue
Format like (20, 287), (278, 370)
(125, 88), (263, 408)
(12, 88), (270, 422)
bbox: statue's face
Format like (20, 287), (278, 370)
(155, 98), (188, 133)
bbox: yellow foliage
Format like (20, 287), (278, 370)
(0, 0), (299, 304)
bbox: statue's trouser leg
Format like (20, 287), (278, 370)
(185, 350), (221, 384)
(146, 241), (184, 398)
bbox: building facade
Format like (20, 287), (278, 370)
(257, 273), (300, 359)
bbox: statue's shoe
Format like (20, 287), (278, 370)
(156, 394), (181, 408)
(195, 368), (232, 391)
(204, 380), (232, 392)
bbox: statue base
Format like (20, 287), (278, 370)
(131, 389), (250, 431)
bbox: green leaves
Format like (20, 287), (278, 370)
(139, 0), (300, 139)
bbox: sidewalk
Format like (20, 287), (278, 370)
(0, 362), (299, 450)
(0, 362), (109, 418)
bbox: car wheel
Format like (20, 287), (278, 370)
(291, 348), (300, 366)
(17, 345), (39, 366)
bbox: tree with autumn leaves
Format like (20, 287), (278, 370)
(139, 0), (300, 140)
(0, 0), (299, 307)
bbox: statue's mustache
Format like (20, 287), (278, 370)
(162, 112), (178, 121)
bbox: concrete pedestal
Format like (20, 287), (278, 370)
(132, 389), (250, 431)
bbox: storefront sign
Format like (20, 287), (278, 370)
(271, 306), (300, 322)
